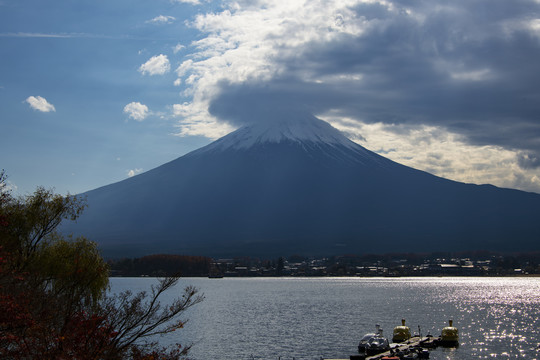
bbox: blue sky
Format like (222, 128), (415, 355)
(1, 0), (211, 194)
(2, 0), (540, 195)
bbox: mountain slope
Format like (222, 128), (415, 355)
(65, 116), (540, 257)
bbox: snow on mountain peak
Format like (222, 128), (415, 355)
(199, 114), (359, 152)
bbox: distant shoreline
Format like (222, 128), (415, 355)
(109, 274), (540, 278)
(107, 252), (540, 278)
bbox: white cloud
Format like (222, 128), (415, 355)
(528, 19), (540, 38)
(25, 96), (55, 112)
(123, 102), (149, 121)
(172, 0), (379, 137)
(173, 43), (185, 53)
(0, 32), (108, 38)
(173, 102), (234, 139)
(172, 0), (201, 4)
(1, 179), (18, 194)
(138, 54), (170, 76)
(450, 69), (491, 82)
(175, 59), (193, 77)
(127, 168), (143, 177)
(435, 60), (493, 82)
(325, 116), (540, 193)
(147, 15), (176, 24)
(169, 0), (540, 193)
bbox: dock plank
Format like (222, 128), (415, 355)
(365, 336), (438, 360)
(325, 336), (441, 360)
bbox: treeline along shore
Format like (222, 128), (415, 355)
(107, 251), (540, 277)
(109, 254), (212, 277)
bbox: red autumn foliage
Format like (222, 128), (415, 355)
(0, 247), (200, 359)
(0, 172), (202, 359)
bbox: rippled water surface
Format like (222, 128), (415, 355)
(110, 277), (540, 359)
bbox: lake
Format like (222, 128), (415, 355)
(109, 277), (540, 359)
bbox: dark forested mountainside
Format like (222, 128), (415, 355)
(64, 117), (540, 258)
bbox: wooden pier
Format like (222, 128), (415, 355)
(328, 335), (440, 360)
(367, 335), (437, 359)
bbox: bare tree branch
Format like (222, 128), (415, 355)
(102, 277), (203, 354)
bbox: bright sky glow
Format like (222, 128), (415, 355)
(2, 0), (540, 195)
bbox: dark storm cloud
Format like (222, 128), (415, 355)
(518, 153), (540, 169)
(208, 0), (540, 168)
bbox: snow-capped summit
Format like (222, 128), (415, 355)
(191, 115), (383, 166)
(64, 114), (540, 258)
(200, 114), (357, 152)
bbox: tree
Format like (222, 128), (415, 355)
(0, 172), (202, 359)
(30, 236), (110, 313)
(0, 183), (85, 271)
(276, 256), (285, 276)
(101, 277), (203, 357)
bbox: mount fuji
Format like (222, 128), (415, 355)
(66, 115), (540, 258)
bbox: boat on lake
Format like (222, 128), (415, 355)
(358, 325), (391, 356)
(439, 320), (459, 347)
(365, 335), (391, 356)
(392, 319), (412, 343)
(357, 332), (377, 353)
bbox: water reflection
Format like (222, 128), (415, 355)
(110, 277), (540, 359)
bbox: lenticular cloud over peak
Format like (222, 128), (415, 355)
(207, 82), (312, 127)
(170, 0), (540, 193)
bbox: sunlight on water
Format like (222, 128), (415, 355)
(110, 277), (540, 360)
(428, 278), (540, 360)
